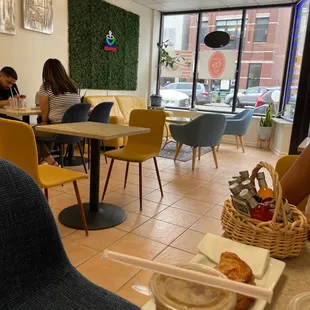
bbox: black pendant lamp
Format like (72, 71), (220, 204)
(204, 31), (230, 48)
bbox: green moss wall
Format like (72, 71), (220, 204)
(68, 0), (140, 90)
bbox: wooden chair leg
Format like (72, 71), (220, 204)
(78, 142), (87, 174)
(192, 147), (197, 170)
(124, 162), (129, 188)
(198, 147), (202, 160)
(102, 142), (107, 164)
(239, 136), (245, 153)
(235, 136), (239, 149)
(174, 142), (183, 161)
(44, 188), (49, 201)
(153, 157), (163, 197)
(101, 159), (114, 201)
(139, 163), (143, 211)
(212, 146), (219, 169)
(217, 139), (221, 152)
(87, 138), (90, 169)
(60, 144), (64, 168)
(73, 180), (88, 236)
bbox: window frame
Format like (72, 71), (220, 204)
(157, 3), (296, 116)
(247, 64), (262, 88)
(253, 17), (270, 42)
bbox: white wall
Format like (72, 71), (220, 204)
(0, 0), (161, 105)
(0, 0), (68, 107)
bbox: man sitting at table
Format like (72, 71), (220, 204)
(0, 67), (20, 120)
(0, 67), (19, 106)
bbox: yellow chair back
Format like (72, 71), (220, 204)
(276, 155), (308, 211)
(275, 155), (299, 179)
(125, 109), (166, 155)
(0, 118), (40, 183)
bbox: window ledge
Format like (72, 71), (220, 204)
(273, 117), (293, 128)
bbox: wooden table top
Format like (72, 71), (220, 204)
(298, 137), (310, 152)
(36, 122), (150, 140)
(0, 107), (41, 116)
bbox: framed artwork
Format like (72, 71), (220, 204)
(0, 0), (16, 35)
(23, 0), (53, 34)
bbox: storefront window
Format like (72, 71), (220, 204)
(158, 6), (293, 116)
(159, 14), (198, 109)
(195, 10), (242, 113)
(236, 7), (292, 115)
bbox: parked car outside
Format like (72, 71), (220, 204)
(224, 86), (268, 108)
(165, 82), (212, 105)
(160, 89), (191, 108)
(255, 86), (297, 108)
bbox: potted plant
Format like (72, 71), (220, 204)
(151, 40), (191, 107)
(157, 40), (191, 69)
(259, 104), (283, 140)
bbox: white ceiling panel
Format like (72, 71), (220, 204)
(164, 1), (198, 10)
(132, 0), (295, 12)
(220, 0), (257, 7)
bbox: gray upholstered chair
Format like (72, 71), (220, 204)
(169, 114), (227, 170)
(0, 159), (139, 310)
(218, 109), (254, 153)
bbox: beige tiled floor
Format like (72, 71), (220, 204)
(50, 143), (279, 307)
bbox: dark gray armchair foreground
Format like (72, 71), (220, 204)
(169, 114), (227, 170)
(218, 109), (254, 153)
(0, 159), (138, 310)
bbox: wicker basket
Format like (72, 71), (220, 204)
(221, 161), (309, 259)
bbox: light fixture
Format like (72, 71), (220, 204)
(204, 31), (230, 48)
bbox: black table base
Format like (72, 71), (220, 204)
(55, 156), (88, 167)
(58, 203), (126, 230)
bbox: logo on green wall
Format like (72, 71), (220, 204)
(104, 31), (116, 52)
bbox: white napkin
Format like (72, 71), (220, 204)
(197, 234), (270, 279)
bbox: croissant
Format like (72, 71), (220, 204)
(217, 252), (256, 310)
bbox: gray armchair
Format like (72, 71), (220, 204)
(218, 109), (254, 153)
(0, 159), (139, 310)
(169, 114), (227, 170)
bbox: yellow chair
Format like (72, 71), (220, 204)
(275, 155), (308, 212)
(101, 110), (166, 210)
(0, 118), (89, 236)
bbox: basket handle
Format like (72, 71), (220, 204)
(250, 161), (288, 225)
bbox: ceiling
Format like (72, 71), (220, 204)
(132, 0), (295, 12)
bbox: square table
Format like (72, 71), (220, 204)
(0, 107), (41, 124)
(166, 116), (192, 124)
(162, 117), (193, 149)
(298, 137), (310, 152)
(36, 122), (150, 230)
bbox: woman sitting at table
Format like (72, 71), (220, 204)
(34, 58), (80, 166)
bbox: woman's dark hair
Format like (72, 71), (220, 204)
(42, 59), (78, 95)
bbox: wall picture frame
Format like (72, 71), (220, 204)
(23, 0), (53, 34)
(0, 0), (16, 35)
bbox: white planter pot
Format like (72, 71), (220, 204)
(259, 126), (272, 140)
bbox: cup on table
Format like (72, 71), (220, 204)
(287, 292), (310, 310)
(149, 263), (236, 310)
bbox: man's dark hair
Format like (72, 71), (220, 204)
(0, 67), (18, 80)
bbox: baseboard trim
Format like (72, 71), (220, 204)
(221, 139), (258, 147)
(270, 145), (288, 156)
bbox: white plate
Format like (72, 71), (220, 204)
(142, 253), (285, 310)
